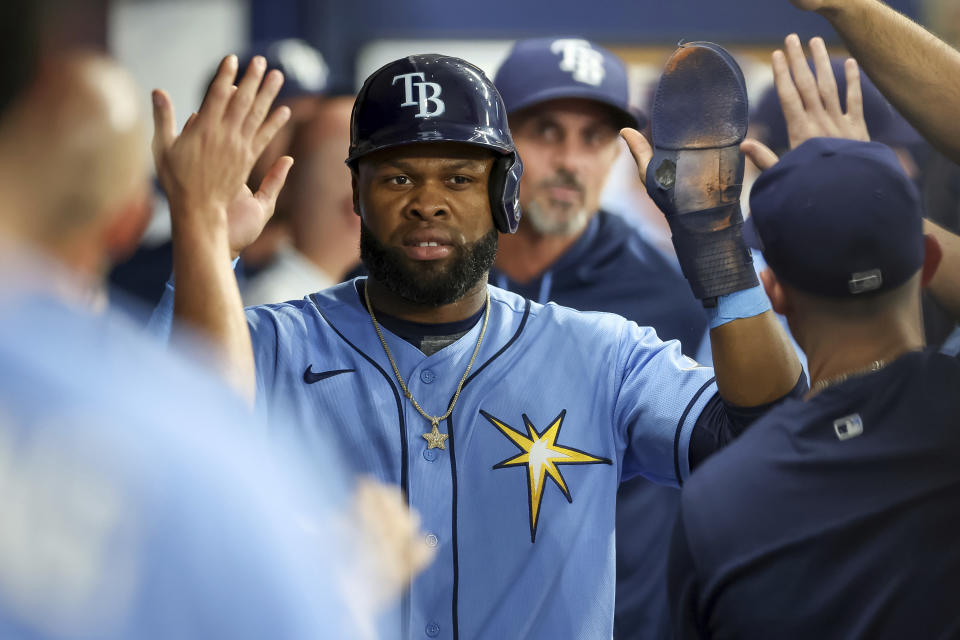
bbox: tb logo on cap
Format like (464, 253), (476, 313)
(393, 72), (445, 118)
(550, 39), (606, 87)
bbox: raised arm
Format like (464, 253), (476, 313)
(151, 55), (292, 401)
(745, 35), (960, 322)
(621, 42), (804, 407)
(791, 0), (960, 164)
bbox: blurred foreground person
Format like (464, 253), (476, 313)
(0, 53), (427, 639)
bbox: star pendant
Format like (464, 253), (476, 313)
(422, 421), (449, 450)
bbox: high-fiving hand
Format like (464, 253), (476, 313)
(742, 34), (870, 171)
(151, 55), (293, 258)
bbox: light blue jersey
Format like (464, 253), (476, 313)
(240, 278), (718, 639)
(0, 292), (359, 639)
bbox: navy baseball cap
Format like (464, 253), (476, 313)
(751, 58), (920, 153)
(238, 39), (328, 101)
(494, 37), (641, 129)
(750, 137), (924, 297)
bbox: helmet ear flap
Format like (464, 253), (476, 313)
(490, 152), (523, 234)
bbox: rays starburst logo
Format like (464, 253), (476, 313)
(481, 409), (611, 542)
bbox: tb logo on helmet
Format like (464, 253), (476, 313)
(550, 39), (606, 87)
(392, 72), (445, 118)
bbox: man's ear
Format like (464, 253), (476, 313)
(920, 233), (943, 288)
(351, 172), (361, 218)
(760, 268), (790, 315)
(103, 192), (151, 264)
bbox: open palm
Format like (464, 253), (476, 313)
(152, 55), (293, 258)
(226, 162), (290, 257)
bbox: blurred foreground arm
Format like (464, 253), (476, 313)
(791, 0), (960, 164)
(151, 55), (292, 401)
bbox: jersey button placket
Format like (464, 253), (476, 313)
(418, 369), (440, 465)
(406, 363), (454, 640)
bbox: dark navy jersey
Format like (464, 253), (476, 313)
(492, 210), (709, 640)
(670, 349), (960, 640)
(490, 210), (707, 354)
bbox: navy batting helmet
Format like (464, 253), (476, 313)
(346, 54), (523, 234)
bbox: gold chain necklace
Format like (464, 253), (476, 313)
(364, 282), (490, 450)
(811, 359), (887, 393)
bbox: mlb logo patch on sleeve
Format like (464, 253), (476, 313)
(833, 414), (864, 441)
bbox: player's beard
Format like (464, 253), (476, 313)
(524, 200), (591, 236)
(360, 222), (498, 307)
(524, 171), (592, 236)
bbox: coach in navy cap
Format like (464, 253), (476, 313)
(669, 136), (960, 639)
(490, 37), (709, 640)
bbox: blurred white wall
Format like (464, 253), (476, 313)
(108, 0), (249, 242)
(355, 39), (514, 90)
(108, 0), (249, 138)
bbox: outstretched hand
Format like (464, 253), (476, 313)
(742, 34), (870, 171)
(152, 55), (293, 258)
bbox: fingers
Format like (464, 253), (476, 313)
(199, 55), (238, 122)
(741, 139), (780, 171)
(243, 69), (285, 137)
(253, 105), (292, 159)
(844, 58), (870, 140)
(620, 128), (653, 178)
(772, 49), (807, 134)
(254, 155), (294, 215)
(151, 89), (176, 163)
(784, 34), (821, 112)
(809, 37), (841, 118)
(225, 56), (267, 125)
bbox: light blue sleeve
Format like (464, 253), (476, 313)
(613, 321), (718, 487)
(246, 304), (284, 407)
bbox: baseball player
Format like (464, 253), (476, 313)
(151, 51), (804, 637)
(671, 138), (959, 640)
(489, 38), (708, 639)
(670, 34), (960, 638)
